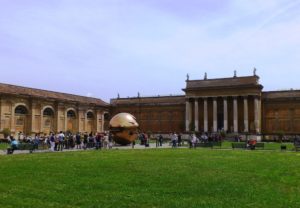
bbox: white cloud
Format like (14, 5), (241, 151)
(0, 0), (300, 101)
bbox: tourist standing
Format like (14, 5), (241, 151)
(159, 134), (163, 146)
(83, 133), (88, 150)
(108, 134), (113, 149)
(178, 133), (182, 146)
(33, 134), (40, 150)
(95, 133), (102, 150)
(172, 133), (178, 148)
(19, 132), (24, 141)
(88, 133), (95, 148)
(144, 133), (149, 147)
(75, 133), (81, 149)
(189, 134), (193, 148)
(50, 133), (55, 151)
(58, 131), (65, 151)
(103, 133), (109, 149)
(191, 134), (197, 148)
(156, 135), (160, 147)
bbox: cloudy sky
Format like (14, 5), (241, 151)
(1, 0), (300, 102)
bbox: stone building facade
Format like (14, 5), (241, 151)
(1, 73), (300, 137)
(111, 74), (300, 135)
(0, 83), (109, 136)
(110, 96), (186, 133)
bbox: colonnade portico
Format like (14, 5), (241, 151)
(185, 95), (261, 133)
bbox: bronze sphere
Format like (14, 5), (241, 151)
(109, 113), (139, 145)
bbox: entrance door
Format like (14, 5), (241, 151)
(43, 108), (55, 135)
(86, 112), (95, 133)
(67, 110), (76, 133)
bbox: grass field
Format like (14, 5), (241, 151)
(1, 149), (300, 208)
(0, 141), (297, 151)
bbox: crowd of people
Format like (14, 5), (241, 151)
(168, 132), (224, 148)
(6, 131), (114, 152)
(137, 132), (224, 149)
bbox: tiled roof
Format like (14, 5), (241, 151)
(0, 83), (109, 106)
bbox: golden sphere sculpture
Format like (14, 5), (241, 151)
(109, 113), (139, 145)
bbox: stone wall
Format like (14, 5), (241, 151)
(0, 95), (109, 137)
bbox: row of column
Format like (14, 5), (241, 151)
(185, 96), (261, 133)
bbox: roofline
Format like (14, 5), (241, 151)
(182, 84), (264, 92)
(110, 95), (185, 101)
(0, 82), (109, 106)
(186, 75), (259, 82)
(263, 89), (300, 93)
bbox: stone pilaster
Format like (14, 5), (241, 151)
(204, 98), (208, 132)
(31, 102), (37, 134)
(223, 97), (228, 132)
(10, 103), (15, 133)
(194, 99), (199, 132)
(254, 96), (261, 133)
(213, 97), (218, 132)
(185, 100), (190, 132)
(244, 96), (249, 132)
(101, 113), (105, 132)
(233, 97), (238, 133)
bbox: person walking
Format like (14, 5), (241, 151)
(75, 133), (81, 149)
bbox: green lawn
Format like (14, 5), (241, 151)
(1, 149), (300, 208)
(220, 141), (296, 151)
(0, 143), (9, 150)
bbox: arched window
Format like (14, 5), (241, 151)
(87, 112), (94, 119)
(67, 110), (76, 118)
(15, 105), (28, 115)
(43, 108), (54, 116)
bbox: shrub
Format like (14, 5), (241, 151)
(2, 128), (11, 138)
